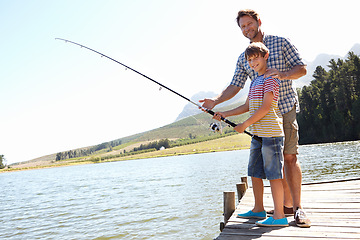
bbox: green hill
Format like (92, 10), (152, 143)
(8, 103), (250, 170)
(122, 108), (249, 143)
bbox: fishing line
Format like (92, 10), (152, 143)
(55, 38), (261, 142)
(185, 108), (222, 133)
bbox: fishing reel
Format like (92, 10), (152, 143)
(209, 122), (222, 133)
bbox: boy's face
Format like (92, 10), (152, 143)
(247, 53), (268, 75)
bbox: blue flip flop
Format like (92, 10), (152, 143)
(256, 217), (289, 227)
(237, 210), (266, 219)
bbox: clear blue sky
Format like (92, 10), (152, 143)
(1, 0), (359, 164)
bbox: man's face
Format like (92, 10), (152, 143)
(238, 15), (261, 41)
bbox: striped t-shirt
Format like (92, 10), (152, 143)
(248, 75), (284, 137)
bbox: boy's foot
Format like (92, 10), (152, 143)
(256, 217), (289, 227)
(294, 207), (311, 228)
(237, 210), (266, 219)
(267, 206), (294, 217)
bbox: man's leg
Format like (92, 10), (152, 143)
(282, 169), (293, 207)
(282, 106), (302, 208)
(282, 106), (310, 227)
(284, 153), (302, 209)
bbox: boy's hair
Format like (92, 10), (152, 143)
(245, 42), (269, 60)
(236, 9), (260, 27)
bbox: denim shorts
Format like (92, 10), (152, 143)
(248, 136), (284, 180)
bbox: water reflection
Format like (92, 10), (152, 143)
(300, 141), (360, 182)
(0, 141), (359, 240)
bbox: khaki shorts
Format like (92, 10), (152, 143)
(283, 106), (299, 155)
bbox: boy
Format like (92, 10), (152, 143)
(213, 42), (287, 226)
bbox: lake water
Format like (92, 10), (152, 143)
(1, 141), (359, 240)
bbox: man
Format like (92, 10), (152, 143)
(199, 9), (311, 227)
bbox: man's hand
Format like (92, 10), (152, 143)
(199, 85), (242, 111)
(265, 65), (307, 80)
(265, 68), (283, 80)
(199, 98), (217, 110)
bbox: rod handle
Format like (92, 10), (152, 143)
(206, 109), (262, 143)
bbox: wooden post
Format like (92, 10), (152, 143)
(236, 183), (247, 202)
(237, 176), (248, 202)
(241, 176), (248, 189)
(220, 177), (248, 232)
(223, 191), (235, 225)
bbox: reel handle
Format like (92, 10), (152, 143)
(206, 109), (262, 143)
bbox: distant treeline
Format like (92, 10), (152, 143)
(55, 139), (171, 161)
(0, 154), (5, 169)
(55, 130), (237, 162)
(56, 140), (122, 161)
(133, 139), (170, 151)
(298, 52), (360, 144)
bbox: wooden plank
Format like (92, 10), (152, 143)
(225, 221), (360, 233)
(215, 179), (360, 240)
(220, 227), (360, 239)
(229, 213), (360, 223)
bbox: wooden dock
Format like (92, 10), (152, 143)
(216, 178), (360, 240)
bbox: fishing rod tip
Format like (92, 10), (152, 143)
(55, 38), (68, 43)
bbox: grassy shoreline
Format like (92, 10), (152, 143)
(1, 134), (251, 173)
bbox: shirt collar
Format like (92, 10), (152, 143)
(249, 32), (267, 43)
(262, 33), (268, 42)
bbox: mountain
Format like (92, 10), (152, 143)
(175, 91), (217, 121)
(295, 43), (360, 88)
(350, 43), (360, 54)
(175, 84), (249, 121)
(296, 53), (341, 88)
(176, 44), (360, 121)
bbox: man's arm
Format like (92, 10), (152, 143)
(199, 85), (241, 110)
(212, 97), (249, 121)
(265, 65), (307, 80)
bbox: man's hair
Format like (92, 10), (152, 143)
(236, 9), (260, 27)
(245, 42), (269, 60)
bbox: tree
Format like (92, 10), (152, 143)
(298, 52), (360, 144)
(0, 155), (6, 169)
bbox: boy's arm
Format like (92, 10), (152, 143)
(234, 92), (273, 133)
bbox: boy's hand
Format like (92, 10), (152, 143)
(234, 123), (247, 133)
(212, 112), (226, 121)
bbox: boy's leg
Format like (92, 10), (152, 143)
(248, 137), (266, 213)
(251, 177), (265, 212)
(256, 137), (288, 227)
(269, 179), (285, 219)
(261, 136), (286, 216)
(238, 138), (266, 219)
(268, 171), (293, 216)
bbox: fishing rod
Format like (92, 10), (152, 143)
(55, 38), (261, 142)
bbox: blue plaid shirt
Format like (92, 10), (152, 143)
(231, 34), (305, 114)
